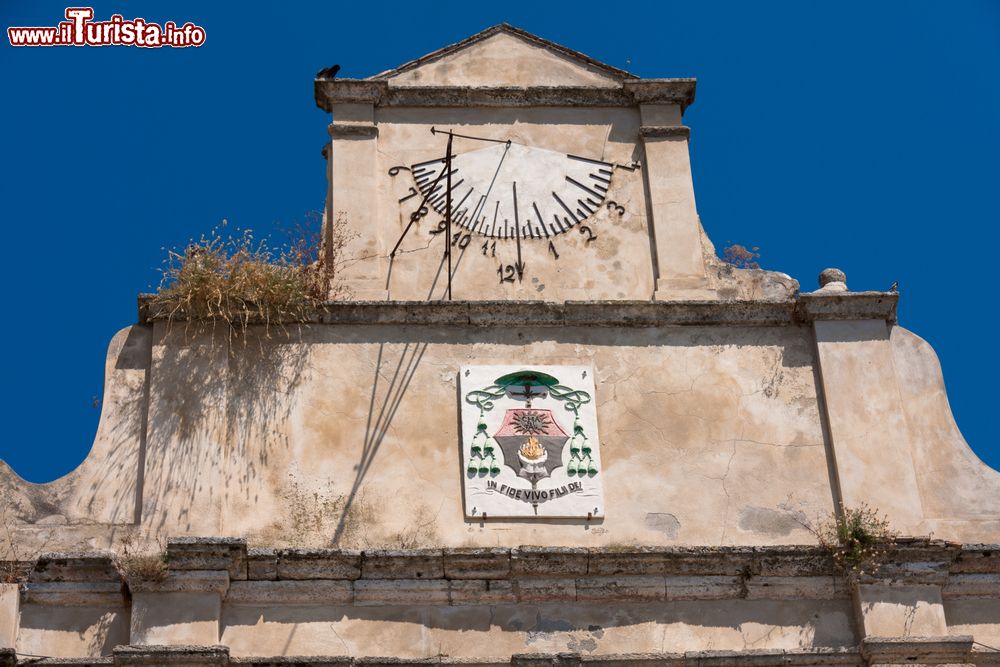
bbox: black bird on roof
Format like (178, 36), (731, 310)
(316, 64), (341, 79)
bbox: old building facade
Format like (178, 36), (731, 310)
(2, 24), (1000, 667)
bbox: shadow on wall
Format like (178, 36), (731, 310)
(330, 340), (428, 546)
(0, 325), (152, 555)
(139, 322), (315, 538)
(16, 604), (129, 658)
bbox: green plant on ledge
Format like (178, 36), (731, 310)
(816, 503), (897, 578)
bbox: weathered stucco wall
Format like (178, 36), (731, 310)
(4, 301), (999, 556)
(219, 598), (856, 657)
(140, 320), (831, 548)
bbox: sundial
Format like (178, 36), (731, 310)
(389, 128), (639, 296)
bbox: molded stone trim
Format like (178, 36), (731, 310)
(168, 538), (247, 580)
(328, 124), (378, 139)
(640, 126), (691, 139)
(23, 647), (866, 667)
(114, 645), (229, 667)
(798, 291), (898, 323)
(861, 635), (974, 665)
(138, 295), (899, 326)
(314, 80), (696, 111)
(127, 570), (230, 595)
(20, 581), (124, 606)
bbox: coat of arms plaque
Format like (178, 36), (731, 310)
(460, 365), (604, 519)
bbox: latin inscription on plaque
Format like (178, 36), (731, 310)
(460, 365), (604, 519)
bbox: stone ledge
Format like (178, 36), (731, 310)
(314, 79), (697, 111)
(128, 570), (230, 595)
(247, 548), (278, 580)
(20, 540), (995, 605)
(354, 579), (450, 606)
(328, 123), (378, 139)
(29, 552), (119, 583)
(140, 296), (899, 327)
(168, 538), (248, 581)
(443, 547), (510, 580)
(276, 549), (362, 580)
(943, 573), (1000, 598)
(362, 549), (444, 579)
(25, 646), (972, 667)
(861, 635), (974, 665)
(639, 125), (691, 139)
(511, 547), (589, 577)
(227, 580), (353, 605)
(21, 581), (125, 606)
(113, 645), (230, 667)
(953, 544), (1000, 573)
(797, 291), (898, 323)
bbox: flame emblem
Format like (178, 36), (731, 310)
(519, 436), (545, 461)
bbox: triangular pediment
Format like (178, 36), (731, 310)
(370, 24), (635, 88)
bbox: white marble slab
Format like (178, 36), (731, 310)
(459, 365), (604, 519)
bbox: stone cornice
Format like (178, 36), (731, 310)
(138, 294), (899, 327)
(14, 644), (993, 667)
(862, 636), (975, 665)
(127, 569), (230, 595)
(328, 123), (378, 139)
(624, 79), (698, 106)
(798, 291), (898, 323)
(640, 125), (691, 139)
(314, 79), (697, 112)
(13, 539), (1000, 608)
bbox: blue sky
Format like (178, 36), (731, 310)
(1, 1), (998, 483)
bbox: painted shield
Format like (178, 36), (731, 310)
(493, 408), (568, 480)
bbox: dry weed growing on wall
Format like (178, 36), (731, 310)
(116, 530), (168, 583)
(813, 503), (897, 579)
(150, 213), (353, 335)
(0, 495), (23, 583)
(722, 243), (761, 270)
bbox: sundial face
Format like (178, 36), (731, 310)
(410, 142), (617, 239)
(388, 129), (640, 290)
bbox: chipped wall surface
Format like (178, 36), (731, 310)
(220, 599), (856, 657)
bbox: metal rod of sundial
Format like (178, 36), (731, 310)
(389, 164), (448, 259)
(445, 130), (454, 301)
